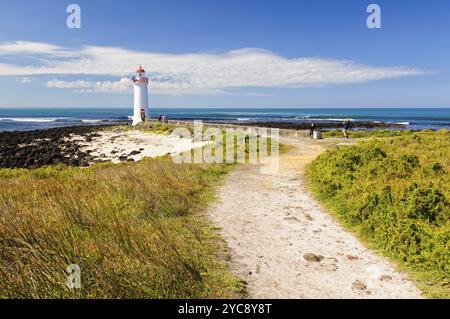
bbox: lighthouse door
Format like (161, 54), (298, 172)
(140, 108), (146, 122)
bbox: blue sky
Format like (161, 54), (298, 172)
(0, 0), (449, 108)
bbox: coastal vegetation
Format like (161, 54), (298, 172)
(0, 158), (245, 298)
(0, 123), (280, 298)
(108, 122), (179, 135)
(306, 131), (450, 298)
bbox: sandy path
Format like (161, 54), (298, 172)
(208, 137), (423, 299)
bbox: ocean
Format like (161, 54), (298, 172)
(1, 108), (450, 132)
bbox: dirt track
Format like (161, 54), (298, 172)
(208, 137), (423, 299)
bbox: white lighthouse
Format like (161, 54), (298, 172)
(132, 65), (150, 126)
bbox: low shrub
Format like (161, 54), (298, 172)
(306, 133), (450, 298)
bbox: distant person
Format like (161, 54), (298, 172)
(343, 120), (351, 139)
(309, 123), (316, 138)
(158, 114), (163, 123)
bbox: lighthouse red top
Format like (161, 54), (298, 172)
(136, 65), (146, 73)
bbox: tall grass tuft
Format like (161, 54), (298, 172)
(0, 158), (243, 299)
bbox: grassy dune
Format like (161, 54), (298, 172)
(0, 123), (279, 299)
(0, 158), (245, 299)
(306, 131), (450, 298)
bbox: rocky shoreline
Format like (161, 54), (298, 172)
(227, 121), (402, 130)
(0, 125), (117, 169)
(0, 120), (404, 169)
(0, 124), (209, 169)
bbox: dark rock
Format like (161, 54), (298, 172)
(231, 121), (404, 130)
(352, 281), (367, 291)
(0, 125), (120, 169)
(128, 150), (141, 156)
(380, 275), (393, 282)
(303, 253), (324, 262)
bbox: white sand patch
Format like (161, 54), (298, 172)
(67, 129), (210, 163)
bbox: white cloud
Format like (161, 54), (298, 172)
(47, 79), (94, 89)
(46, 78), (224, 95)
(0, 41), (75, 57)
(47, 78), (131, 93)
(16, 77), (34, 84)
(0, 40), (429, 95)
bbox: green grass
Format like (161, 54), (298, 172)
(119, 122), (284, 163)
(0, 158), (246, 299)
(10, 121), (430, 298)
(0, 123), (281, 299)
(306, 131), (450, 298)
(106, 122), (178, 135)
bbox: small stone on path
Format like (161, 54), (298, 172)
(380, 275), (393, 282)
(303, 253), (324, 262)
(352, 280), (367, 291)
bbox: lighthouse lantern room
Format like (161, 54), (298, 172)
(132, 65), (150, 126)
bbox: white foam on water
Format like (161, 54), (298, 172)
(81, 119), (103, 123)
(0, 118), (57, 123)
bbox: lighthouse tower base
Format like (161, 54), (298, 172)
(132, 66), (150, 126)
(132, 111), (147, 126)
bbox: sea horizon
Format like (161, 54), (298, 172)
(1, 107), (450, 132)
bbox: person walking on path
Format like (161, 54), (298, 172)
(343, 120), (351, 139)
(309, 123), (316, 138)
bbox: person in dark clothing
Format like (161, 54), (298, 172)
(343, 120), (351, 138)
(309, 123), (316, 138)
